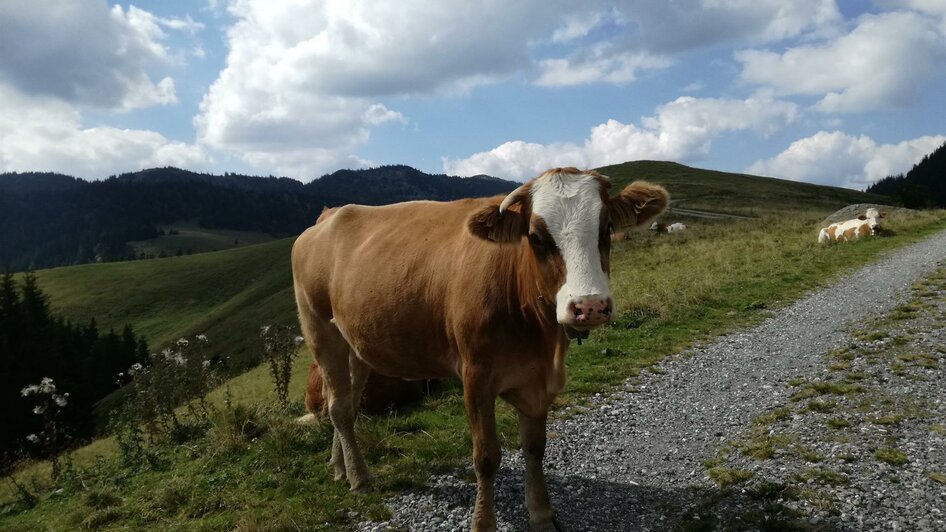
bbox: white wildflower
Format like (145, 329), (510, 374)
(53, 394), (68, 407)
(173, 353), (186, 366)
(196, 334), (208, 343)
(33, 405), (47, 415)
(20, 384), (39, 397)
(129, 363), (144, 375)
(176, 337), (189, 347)
(26, 434), (39, 443)
(39, 377), (56, 393)
(293, 335), (305, 346)
(260, 325), (271, 335)
(202, 360), (211, 369)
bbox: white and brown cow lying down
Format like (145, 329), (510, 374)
(818, 208), (887, 243)
(650, 221), (687, 234)
(292, 168), (668, 531)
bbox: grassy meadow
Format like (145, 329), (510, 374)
(33, 238), (298, 374)
(128, 223), (277, 258)
(4, 161), (946, 530)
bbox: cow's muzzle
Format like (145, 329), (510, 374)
(563, 295), (613, 328)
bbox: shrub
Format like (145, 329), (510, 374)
(119, 335), (220, 444)
(260, 325), (302, 409)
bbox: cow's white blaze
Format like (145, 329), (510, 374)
(529, 171), (610, 324)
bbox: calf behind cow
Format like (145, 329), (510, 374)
(818, 208), (886, 243)
(292, 168), (668, 531)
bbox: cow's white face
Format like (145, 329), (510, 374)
(864, 208), (882, 234)
(469, 167), (669, 334)
(529, 172), (612, 327)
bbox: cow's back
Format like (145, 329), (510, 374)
(292, 198), (504, 379)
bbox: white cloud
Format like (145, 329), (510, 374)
(196, 0), (584, 178)
(736, 11), (946, 113)
(551, 11), (606, 43)
(534, 0), (842, 87)
(747, 131), (946, 188)
(620, 0), (843, 52)
(536, 47), (672, 87)
(0, 1), (196, 111)
(0, 87), (209, 180)
(444, 94), (797, 180)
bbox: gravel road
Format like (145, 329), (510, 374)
(359, 228), (946, 532)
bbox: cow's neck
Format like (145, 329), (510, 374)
(511, 240), (559, 329)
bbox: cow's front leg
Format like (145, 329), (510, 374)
(464, 375), (500, 531)
(519, 410), (559, 532)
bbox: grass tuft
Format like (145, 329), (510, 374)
(874, 447), (909, 466)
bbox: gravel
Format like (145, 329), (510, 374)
(358, 228), (946, 532)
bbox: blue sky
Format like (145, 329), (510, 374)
(1, 1), (945, 189)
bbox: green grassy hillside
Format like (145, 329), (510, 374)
(600, 160), (886, 216)
(34, 238), (297, 373)
(34, 159), (879, 368)
(128, 223), (276, 258)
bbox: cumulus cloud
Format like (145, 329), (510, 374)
(618, 0), (842, 52)
(444, 94), (798, 180)
(0, 87), (209, 180)
(536, 47), (672, 87)
(534, 0), (841, 86)
(747, 131), (946, 188)
(736, 11), (946, 113)
(196, 0), (587, 178)
(0, 0), (196, 111)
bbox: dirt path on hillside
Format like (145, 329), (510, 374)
(359, 228), (946, 532)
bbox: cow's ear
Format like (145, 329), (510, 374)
(880, 212), (888, 218)
(857, 215), (867, 220)
(468, 204), (529, 243)
(608, 181), (669, 230)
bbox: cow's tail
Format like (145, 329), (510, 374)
(296, 361), (328, 425)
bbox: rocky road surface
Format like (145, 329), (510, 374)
(359, 228), (946, 531)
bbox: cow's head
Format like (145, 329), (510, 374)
(469, 168), (669, 331)
(859, 208), (887, 235)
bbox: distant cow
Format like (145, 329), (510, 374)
(292, 167), (668, 530)
(650, 222), (668, 233)
(650, 222), (686, 234)
(818, 208), (887, 243)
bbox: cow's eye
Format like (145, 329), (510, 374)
(529, 232), (546, 250)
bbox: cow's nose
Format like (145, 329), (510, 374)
(566, 295), (613, 327)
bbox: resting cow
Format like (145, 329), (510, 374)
(300, 360), (426, 419)
(292, 167), (668, 531)
(818, 208), (886, 243)
(650, 222), (686, 234)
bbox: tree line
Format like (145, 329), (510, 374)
(0, 165), (515, 271)
(867, 142), (946, 208)
(0, 273), (148, 471)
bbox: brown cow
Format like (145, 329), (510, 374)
(292, 168), (668, 531)
(818, 207), (887, 243)
(300, 360), (426, 418)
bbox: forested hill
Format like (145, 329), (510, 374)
(867, 141), (946, 208)
(0, 165), (516, 271)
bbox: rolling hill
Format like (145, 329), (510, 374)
(27, 160), (888, 389)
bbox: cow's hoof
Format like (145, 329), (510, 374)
(350, 482), (372, 495)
